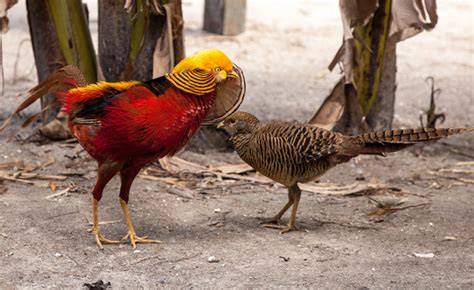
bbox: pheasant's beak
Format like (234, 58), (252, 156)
(216, 122), (225, 129)
(228, 70), (239, 79)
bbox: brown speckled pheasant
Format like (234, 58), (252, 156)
(218, 112), (473, 234)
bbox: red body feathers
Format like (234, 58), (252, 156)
(61, 81), (216, 166)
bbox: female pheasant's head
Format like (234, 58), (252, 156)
(217, 111), (260, 136)
(171, 49), (238, 84)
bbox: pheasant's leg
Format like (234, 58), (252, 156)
(260, 187), (294, 226)
(89, 161), (122, 249)
(281, 185), (301, 234)
(119, 165), (161, 249)
(90, 197), (120, 248)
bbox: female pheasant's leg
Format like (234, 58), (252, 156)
(89, 161), (122, 249)
(260, 187), (295, 226)
(263, 185), (301, 234)
(119, 165), (161, 249)
(280, 185), (302, 234)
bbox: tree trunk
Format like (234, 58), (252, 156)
(47, 0), (97, 84)
(204, 0), (246, 36)
(99, 0), (169, 81)
(98, 0), (132, 82)
(170, 0), (185, 64)
(365, 36), (396, 130)
(310, 0), (395, 134)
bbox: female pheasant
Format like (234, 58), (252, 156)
(5, 49), (245, 249)
(219, 112), (472, 234)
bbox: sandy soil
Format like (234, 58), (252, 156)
(0, 0), (473, 288)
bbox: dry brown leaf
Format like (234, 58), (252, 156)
(159, 156), (206, 174)
(308, 78), (345, 130)
(390, 0), (438, 41)
(48, 180), (57, 191)
(339, 0), (378, 40)
(208, 163), (254, 174)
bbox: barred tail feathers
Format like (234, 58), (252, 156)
(346, 128), (473, 155)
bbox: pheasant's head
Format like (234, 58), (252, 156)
(217, 111), (260, 136)
(172, 49), (238, 83)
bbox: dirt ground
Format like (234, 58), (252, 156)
(1, 0), (473, 288)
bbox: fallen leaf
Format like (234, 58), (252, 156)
(48, 180), (57, 191)
(208, 163), (254, 174)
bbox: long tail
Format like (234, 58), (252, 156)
(0, 65), (87, 131)
(344, 128), (474, 156)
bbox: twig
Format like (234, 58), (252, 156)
(0, 174), (35, 184)
(167, 187), (194, 199)
(16, 172), (67, 180)
(447, 148), (474, 159)
(45, 187), (71, 199)
(311, 218), (376, 230)
(151, 253), (201, 267)
(428, 171), (474, 184)
(45, 210), (80, 220)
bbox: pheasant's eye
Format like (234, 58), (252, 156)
(215, 67), (222, 72)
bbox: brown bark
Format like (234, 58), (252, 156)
(365, 36), (396, 130)
(98, 0), (132, 82)
(170, 0), (185, 64)
(204, 0), (246, 36)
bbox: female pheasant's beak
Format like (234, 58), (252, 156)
(216, 121), (225, 129)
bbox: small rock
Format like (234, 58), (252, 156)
(355, 169), (365, 180)
(443, 236), (457, 241)
(54, 253), (63, 257)
(133, 250), (141, 254)
(214, 208), (221, 213)
(413, 252), (435, 258)
(207, 256), (220, 263)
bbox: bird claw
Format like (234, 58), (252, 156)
(262, 223), (299, 234)
(90, 228), (120, 249)
(122, 231), (161, 249)
(258, 216), (281, 226)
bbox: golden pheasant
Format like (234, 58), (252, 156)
(219, 112), (472, 234)
(3, 49), (246, 249)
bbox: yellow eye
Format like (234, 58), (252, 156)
(215, 67), (222, 72)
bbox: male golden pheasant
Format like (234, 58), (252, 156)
(4, 50), (245, 249)
(219, 112), (472, 234)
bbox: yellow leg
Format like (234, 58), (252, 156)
(89, 197), (120, 249)
(119, 198), (161, 249)
(260, 190), (294, 226)
(281, 189), (301, 234)
(263, 185), (301, 234)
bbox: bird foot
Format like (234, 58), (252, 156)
(263, 223), (299, 234)
(122, 231), (161, 249)
(89, 228), (120, 249)
(258, 216), (281, 226)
